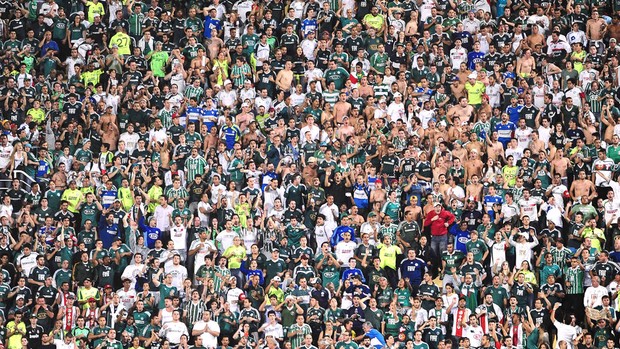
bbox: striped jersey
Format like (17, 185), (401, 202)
(565, 266), (584, 294)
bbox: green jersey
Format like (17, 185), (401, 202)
(184, 156), (207, 182)
(324, 67), (349, 90)
(289, 323), (312, 349)
(150, 51), (169, 77)
(441, 250), (464, 270)
(128, 13), (145, 36)
(565, 266), (584, 294)
(465, 239), (487, 262)
(383, 312), (401, 336)
(335, 341), (358, 349)
(80, 203), (98, 226)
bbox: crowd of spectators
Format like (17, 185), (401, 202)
(3, 0), (620, 349)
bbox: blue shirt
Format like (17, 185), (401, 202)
(41, 40), (59, 57)
(484, 195), (503, 216)
(185, 106), (204, 124)
(98, 218), (120, 248)
(467, 51), (485, 70)
(399, 258), (427, 285)
(203, 108), (218, 130)
(449, 226), (471, 253)
(203, 17), (222, 38)
(331, 226), (356, 246)
(366, 329), (386, 349)
(301, 19), (318, 36)
(342, 267), (366, 282)
(495, 121), (516, 140)
(221, 125), (241, 150)
(139, 216), (162, 249)
(36, 160), (50, 179)
(352, 183), (370, 209)
(506, 104), (523, 124)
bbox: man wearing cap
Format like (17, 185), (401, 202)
(77, 278), (100, 309)
(25, 312), (44, 348)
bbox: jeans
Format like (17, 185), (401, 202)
(431, 234), (448, 260)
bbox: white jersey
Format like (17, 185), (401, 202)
(509, 236), (539, 266)
(165, 264), (188, 289)
(170, 225), (187, 250)
(538, 126), (552, 147)
(487, 239), (507, 267)
(450, 47), (468, 70)
(194, 320), (221, 348)
(335, 240), (357, 264)
(518, 197), (542, 221)
(18, 253), (38, 277)
(0, 144), (13, 170)
(532, 85), (548, 109)
(116, 289), (137, 310)
(514, 127), (533, 150)
(486, 83), (501, 108)
(159, 321), (189, 344)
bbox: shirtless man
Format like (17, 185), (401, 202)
(525, 25), (545, 50)
(586, 11), (607, 42)
(465, 132), (484, 154)
(333, 92), (352, 124)
(516, 49), (536, 78)
(275, 60), (294, 92)
(450, 80), (466, 104)
(242, 122), (263, 147)
(447, 97), (474, 125)
(363, 96), (377, 120)
(358, 76), (375, 98)
(235, 103), (254, 132)
(190, 48), (211, 76)
(486, 132), (506, 162)
(570, 169), (597, 201)
(337, 117), (355, 142)
(403, 194), (423, 223)
(464, 150), (484, 182)
(100, 121), (120, 151)
(550, 148), (571, 180)
(608, 17), (620, 42)
(99, 109), (117, 131)
(466, 174), (484, 201)
(528, 131), (546, 155)
(206, 29), (224, 61)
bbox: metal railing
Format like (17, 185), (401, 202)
(0, 170), (35, 192)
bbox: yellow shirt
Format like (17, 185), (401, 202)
(27, 108), (46, 124)
(376, 243), (402, 270)
(61, 188), (84, 213)
(109, 32), (132, 56)
(147, 185), (162, 213)
(224, 245), (247, 269)
(582, 227), (605, 252)
(77, 286), (100, 309)
(86, 1), (105, 23)
(6, 321), (26, 349)
(465, 81), (485, 105)
(82, 69), (103, 89)
(363, 14), (385, 31)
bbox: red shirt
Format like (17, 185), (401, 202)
(423, 209), (455, 236)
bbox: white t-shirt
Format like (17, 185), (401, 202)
(554, 320), (577, 349)
(165, 264), (188, 289)
(194, 320), (221, 348)
(170, 225), (188, 250)
(160, 321), (189, 344)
